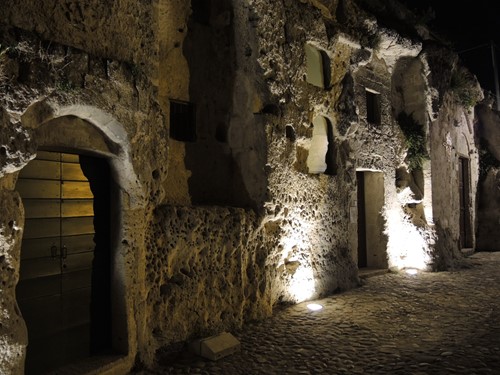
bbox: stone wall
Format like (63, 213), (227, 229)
(476, 104), (500, 251)
(0, 0), (484, 373)
(1, 0), (158, 80)
(0, 22), (164, 373)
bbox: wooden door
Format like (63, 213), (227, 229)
(357, 171), (367, 268)
(16, 151), (96, 374)
(458, 157), (473, 248)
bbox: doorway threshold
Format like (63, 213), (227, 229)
(45, 355), (128, 375)
(358, 267), (388, 280)
(461, 248), (474, 257)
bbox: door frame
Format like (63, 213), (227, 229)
(14, 105), (147, 373)
(458, 156), (473, 249)
(356, 170), (388, 269)
(17, 150), (116, 373)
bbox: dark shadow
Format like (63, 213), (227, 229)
(182, 0), (256, 208)
(325, 119), (337, 175)
(79, 155), (113, 355)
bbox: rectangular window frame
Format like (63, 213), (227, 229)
(169, 99), (196, 142)
(365, 88), (381, 125)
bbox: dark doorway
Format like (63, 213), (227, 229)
(357, 171), (367, 268)
(16, 151), (112, 374)
(458, 157), (473, 249)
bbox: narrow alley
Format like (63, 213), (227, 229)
(138, 252), (500, 375)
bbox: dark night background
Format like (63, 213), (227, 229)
(400, 0), (499, 96)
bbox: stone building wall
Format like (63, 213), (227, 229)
(424, 45), (482, 266)
(0, 24), (165, 373)
(0, 0), (483, 373)
(475, 103), (500, 251)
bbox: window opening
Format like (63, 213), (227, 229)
(366, 89), (381, 125)
(169, 100), (196, 142)
(305, 44), (331, 89)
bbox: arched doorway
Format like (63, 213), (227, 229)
(13, 104), (147, 374)
(16, 150), (115, 374)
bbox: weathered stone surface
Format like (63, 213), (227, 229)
(475, 104), (500, 251)
(0, 108), (35, 177)
(476, 168), (500, 251)
(0, 189), (27, 375)
(0, 0), (489, 373)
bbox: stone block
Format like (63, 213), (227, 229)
(190, 332), (241, 361)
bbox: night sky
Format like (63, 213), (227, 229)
(400, 0), (499, 95)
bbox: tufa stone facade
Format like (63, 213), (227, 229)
(0, 0), (491, 373)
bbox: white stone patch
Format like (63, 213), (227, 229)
(397, 186), (422, 205)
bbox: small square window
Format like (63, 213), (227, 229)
(169, 100), (196, 142)
(366, 89), (381, 125)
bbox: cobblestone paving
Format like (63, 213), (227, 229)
(135, 251), (500, 375)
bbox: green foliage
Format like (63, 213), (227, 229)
(397, 112), (429, 171)
(450, 67), (482, 108)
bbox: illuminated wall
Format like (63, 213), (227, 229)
(0, 0), (482, 373)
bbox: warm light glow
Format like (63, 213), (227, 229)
(278, 217), (317, 303)
(405, 268), (418, 275)
(307, 303), (323, 311)
(385, 206), (434, 271)
(289, 265), (315, 302)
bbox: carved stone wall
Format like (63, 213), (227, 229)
(0, 0), (483, 373)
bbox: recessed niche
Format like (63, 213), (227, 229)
(305, 44), (331, 89)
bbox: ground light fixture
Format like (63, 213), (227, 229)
(405, 268), (418, 275)
(306, 303), (323, 311)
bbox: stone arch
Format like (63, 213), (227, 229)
(22, 103), (144, 209)
(457, 132), (471, 157)
(16, 102), (145, 372)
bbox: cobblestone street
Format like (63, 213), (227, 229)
(135, 251), (500, 375)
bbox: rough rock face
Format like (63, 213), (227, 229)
(424, 44), (482, 267)
(1, 0), (158, 80)
(476, 104), (500, 251)
(0, 190), (26, 375)
(0, 0), (485, 373)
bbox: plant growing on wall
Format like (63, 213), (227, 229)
(450, 66), (482, 108)
(397, 112), (429, 171)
